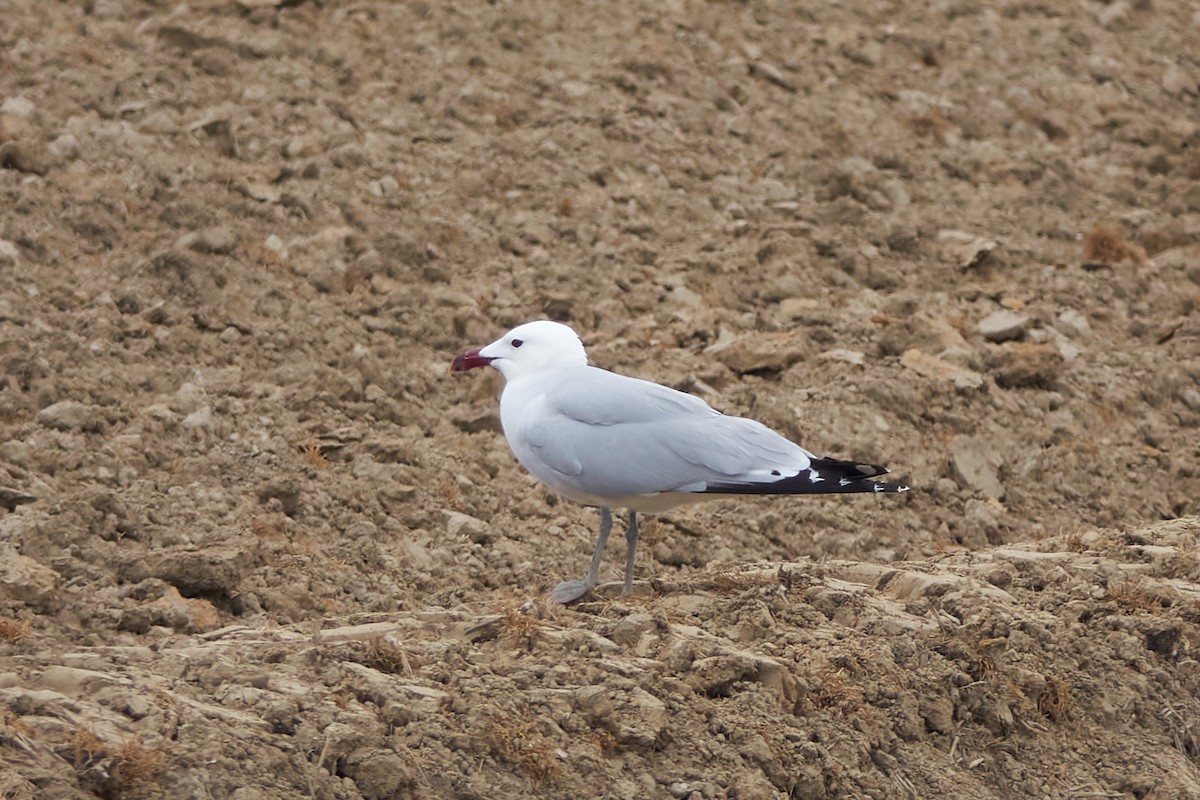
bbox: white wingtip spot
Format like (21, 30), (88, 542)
(898, 485), (911, 492)
(839, 477), (851, 487)
(808, 469), (824, 483)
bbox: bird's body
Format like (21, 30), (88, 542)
(452, 320), (908, 602)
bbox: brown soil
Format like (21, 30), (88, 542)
(2, 1), (1200, 798)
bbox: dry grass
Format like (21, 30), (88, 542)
(1083, 224), (1148, 267)
(0, 617), (31, 643)
(907, 108), (953, 143)
(249, 515), (287, 541)
(360, 636), (416, 676)
(482, 713), (561, 784)
(298, 438), (331, 471)
(493, 598), (548, 649)
(71, 725), (108, 767)
(809, 662), (865, 714)
(1038, 677), (1073, 722)
(1160, 704), (1199, 758)
(112, 737), (167, 796)
(1064, 529), (1086, 553)
(1104, 578), (1158, 611)
(700, 567), (780, 595)
(437, 480), (465, 512)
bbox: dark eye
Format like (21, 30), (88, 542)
(511, 339), (524, 348)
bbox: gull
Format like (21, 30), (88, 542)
(452, 320), (909, 603)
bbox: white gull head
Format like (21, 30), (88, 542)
(452, 320), (587, 382)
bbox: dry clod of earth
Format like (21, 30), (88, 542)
(2, 0), (1200, 798)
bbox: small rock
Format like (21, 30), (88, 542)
(705, 330), (812, 374)
(900, 349), (985, 390)
(1162, 63), (1196, 96)
(573, 684), (666, 747)
(369, 175), (400, 196)
(1097, 0), (1130, 28)
(0, 96), (35, 117)
(687, 653), (759, 695)
(0, 548), (61, 611)
(0, 440), (31, 466)
(948, 437), (1005, 500)
(818, 348), (865, 366)
(938, 230), (998, 269)
(39, 666), (116, 696)
(178, 226), (237, 255)
(36, 400), (104, 432)
(976, 309), (1029, 342)
(920, 695), (955, 734)
(0, 141), (50, 175)
(0, 239), (19, 266)
(1056, 309), (1090, 337)
(0, 487), (36, 511)
(264, 234), (288, 261)
(144, 548), (249, 600)
(1180, 388), (1200, 412)
(990, 342), (1063, 389)
(749, 61), (796, 92)
(182, 405), (214, 430)
(342, 749), (417, 800)
(445, 511), (492, 544)
(318, 721), (376, 765)
(47, 133), (81, 162)
(609, 612), (658, 648)
(259, 479), (301, 516)
(453, 411), (501, 434)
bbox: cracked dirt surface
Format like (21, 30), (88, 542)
(2, 0), (1200, 797)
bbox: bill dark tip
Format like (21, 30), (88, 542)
(451, 347), (494, 373)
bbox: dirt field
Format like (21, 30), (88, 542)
(2, 0), (1200, 797)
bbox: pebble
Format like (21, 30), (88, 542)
(264, 234), (287, 261)
(900, 348), (985, 391)
(948, 436), (1005, 499)
(36, 400), (104, 432)
(0, 239), (19, 266)
(39, 666), (116, 697)
(1056, 309), (1090, 336)
(1097, 0), (1130, 28)
(1181, 388), (1200, 412)
(1162, 64), (1196, 97)
(990, 342), (1063, 389)
(818, 348), (865, 366)
(937, 230), (998, 269)
(573, 684), (667, 747)
(0, 140), (50, 175)
(178, 226), (237, 255)
(0, 548), (61, 611)
(47, 133), (81, 162)
(976, 309), (1029, 342)
(0, 441), (30, 466)
(705, 330), (812, 374)
(0, 487), (36, 511)
(182, 406), (214, 430)
(444, 511), (492, 544)
(0, 95), (34, 117)
(749, 61), (796, 93)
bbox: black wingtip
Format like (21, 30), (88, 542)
(702, 456), (910, 496)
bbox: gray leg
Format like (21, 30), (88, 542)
(549, 507), (612, 604)
(622, 511), (639, 596)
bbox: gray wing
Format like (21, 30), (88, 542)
(525, 368), (814, 498)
